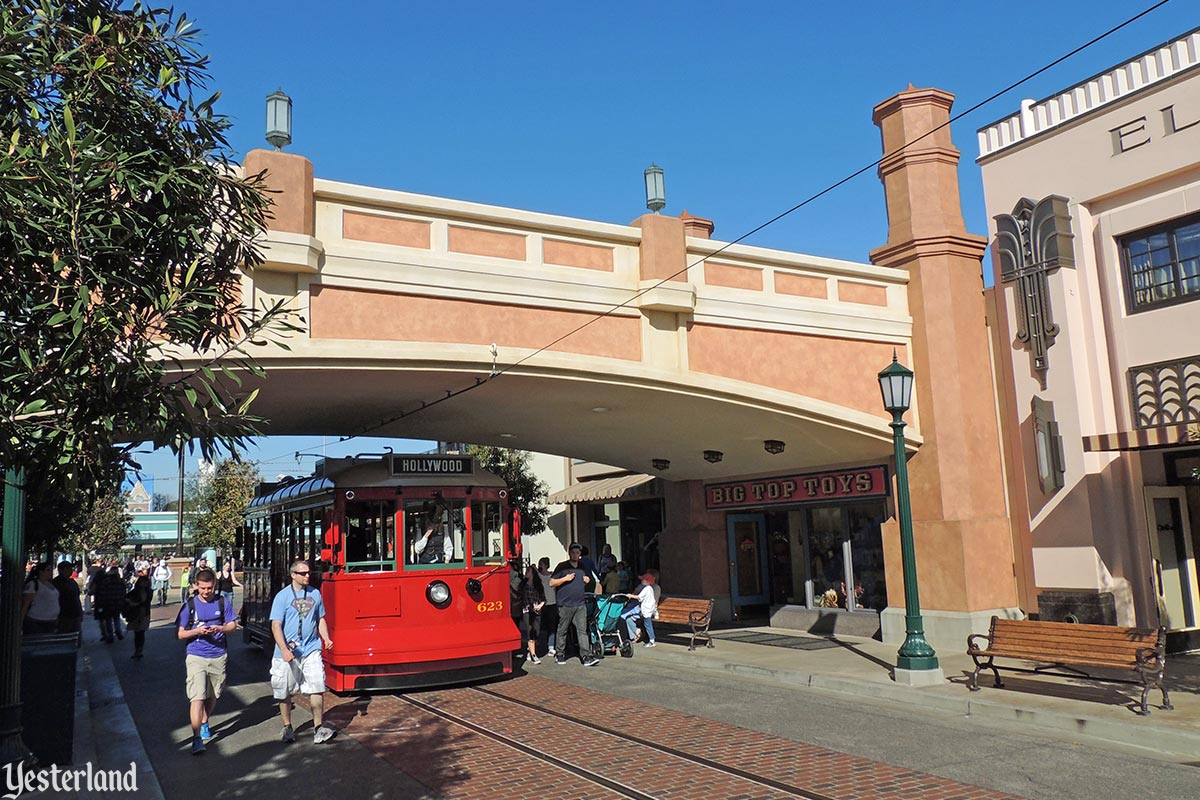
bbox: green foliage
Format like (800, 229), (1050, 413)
(59, 488), (131, 556)
(0, 1), (301, 504)
(186, 457), (257, 551)
(465, 445), (549, 535)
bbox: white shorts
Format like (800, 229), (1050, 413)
(270, 651), (326, 699)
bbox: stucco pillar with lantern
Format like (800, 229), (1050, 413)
(242, 90), (324, 307)
(869, 86), (1021, 655)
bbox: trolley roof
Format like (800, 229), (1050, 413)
(247, 454), (507, 511)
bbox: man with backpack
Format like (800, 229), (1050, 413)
(175, 568), (237, 755)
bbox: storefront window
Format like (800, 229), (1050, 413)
(594, 503), (621, 568)
(766, 511), (792, 605)
(806, 507), (845, 607)
(847, 504), (887, 612)
(794, 502), (887, 612)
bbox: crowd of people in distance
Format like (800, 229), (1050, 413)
(18, 554), (242, 658)
(511, 542), (659, 668)
(20, 551), (333, 758)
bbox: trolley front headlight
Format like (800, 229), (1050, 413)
(426, 580), (452, 608)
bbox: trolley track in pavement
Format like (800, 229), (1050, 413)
(398, 685), (838, 800)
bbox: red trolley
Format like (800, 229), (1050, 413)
(241, 453), (522, 692)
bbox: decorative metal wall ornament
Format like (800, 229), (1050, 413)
(1128, 355), (1200, 429)
(994, 195), (1075, 390)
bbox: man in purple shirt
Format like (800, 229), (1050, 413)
(176, 568), (237, 755)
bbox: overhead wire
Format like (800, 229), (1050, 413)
(262, 0), (1173, 464)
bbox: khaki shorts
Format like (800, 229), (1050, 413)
(185, 654), (227, 702)
(271, 651), (326, 700)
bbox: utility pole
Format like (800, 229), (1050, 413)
(175, 448), (185, 554)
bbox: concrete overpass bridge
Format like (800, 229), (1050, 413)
(237, 148), (916, 481)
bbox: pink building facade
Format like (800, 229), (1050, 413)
(980, 27), (1200, 651)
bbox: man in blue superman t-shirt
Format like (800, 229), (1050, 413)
(269, 559), (335, 744)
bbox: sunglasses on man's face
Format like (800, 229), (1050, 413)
(292, 570), (310, 576)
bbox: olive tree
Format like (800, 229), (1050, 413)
(465, 445), (550, 535)
(0, 1), (299, 510)
(186, 456), (258, 552)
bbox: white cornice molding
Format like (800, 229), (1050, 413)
(977, 28), (1200, 160)
(314, 179), (642, 243)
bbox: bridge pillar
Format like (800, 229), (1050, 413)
(242, 149), (323, 309)
(243, 149), (314, 236)
(869, 86), (1021, 651)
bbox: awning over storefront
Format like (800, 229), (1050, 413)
(1083, 422), (1200, 452)
(547, 474), (656, 505)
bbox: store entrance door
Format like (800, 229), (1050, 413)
(728, 513), (768, 611)
(1144, 487), (1200, 634)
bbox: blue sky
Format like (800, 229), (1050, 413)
(130, 0), (1196, 496)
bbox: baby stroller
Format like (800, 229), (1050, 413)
(588, 594), (634, 659)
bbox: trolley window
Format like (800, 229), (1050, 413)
(470, 500), (505, 567)
(344, 499), (396, 572)
(403, 498), (466, 569)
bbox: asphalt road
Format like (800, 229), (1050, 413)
(106, 611), (1199, 800)
(535, 648), (1200, 800)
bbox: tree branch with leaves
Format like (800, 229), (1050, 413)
(186, 457), (258, 553)
(465, 445), (550, 536)
(0, 1), (301, 515)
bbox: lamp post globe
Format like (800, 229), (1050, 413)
(265, 89), (292, 150)
(878, 354), (939, 674)
(644, 164), (665, 213)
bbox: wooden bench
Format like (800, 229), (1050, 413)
(655, 597), (715, 651)
(966, 617), (1171, 715)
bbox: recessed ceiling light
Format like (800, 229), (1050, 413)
(591, 407), (609, 413)
(499, 433), (515, 438)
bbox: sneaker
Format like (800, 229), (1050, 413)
(199, 722), (213, 743)
(313, 726), (336, 744)
(528, 654), (541, 665)
(191, 737), (206, 756)
(547, 647), (556, 656)
(583, 657), (600, 667)
(555, 657), (567, 665)
(280, 725), (296, 744)
(644, 641), (656, 648)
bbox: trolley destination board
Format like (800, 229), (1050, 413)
(389, 454), (474, 476)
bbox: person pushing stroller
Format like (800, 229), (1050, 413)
(618, 572), (658, 647)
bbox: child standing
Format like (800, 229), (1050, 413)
(619, 573), (658, 647)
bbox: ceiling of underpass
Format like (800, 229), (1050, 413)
(239, 364), (907, 481)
